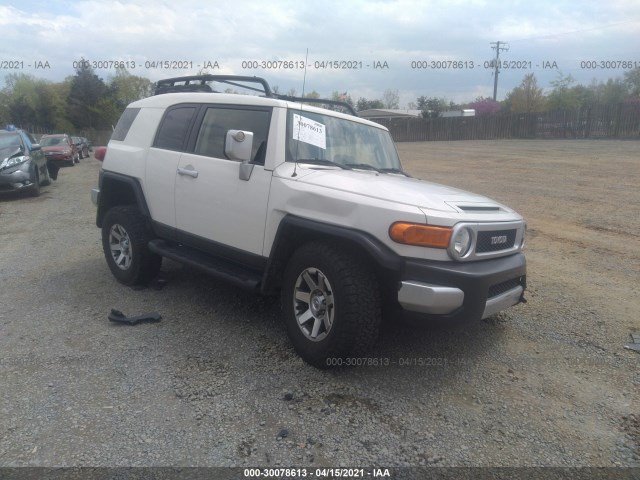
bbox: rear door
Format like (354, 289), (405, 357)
(144, 104), (199, 230)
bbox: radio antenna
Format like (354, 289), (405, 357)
(300, 48), (308, 99)
(292, 48), (309, 178)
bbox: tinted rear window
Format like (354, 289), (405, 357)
(111, 108), (140, 141)
(153, 106), (197, 151)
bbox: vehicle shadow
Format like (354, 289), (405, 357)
(0, 189), (53, 202)
(153, 261), (508, 379)
(48, 256), (508, 391)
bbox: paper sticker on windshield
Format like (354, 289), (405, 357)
(292, 114), (326, 149)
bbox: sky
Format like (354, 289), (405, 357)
(1, 0), (639, 107)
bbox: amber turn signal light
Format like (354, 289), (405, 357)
(389, 222), (452, 248)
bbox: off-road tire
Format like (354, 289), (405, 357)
(282, 241), (382, 368)
(101, 206), (162, 285)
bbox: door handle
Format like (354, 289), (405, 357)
(177, 167), (198, 178)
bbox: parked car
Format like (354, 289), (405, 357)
(92, 75), (527, 368)
(72, 136), (89, 159)
(81, 137), (93, 153)
(0, 129), (52, 196)
(40, 134), (78, 166)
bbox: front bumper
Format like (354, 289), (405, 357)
(397, 253), (526, 321)
(0, 168), (35, 193)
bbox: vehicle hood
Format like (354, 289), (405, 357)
(1, 146), (22, 162)
(278, 165), (513, 213)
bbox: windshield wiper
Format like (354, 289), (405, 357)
(345, 163), (382, 172)
(345, 163), (410, 176)
(379, 167), (411, 177)
(296, 158), (351, 170)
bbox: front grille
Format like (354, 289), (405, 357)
(476, 229), (517, 253)
(488, 277), (523, 298)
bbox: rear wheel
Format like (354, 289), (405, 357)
(281, 242), (381, 368)
(101, 206), (162, 285)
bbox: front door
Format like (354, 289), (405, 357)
(174, 105), (273, 256)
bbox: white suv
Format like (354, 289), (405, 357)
(92, 75), (526, 368)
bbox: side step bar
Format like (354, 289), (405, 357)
(148, 239), (262, 291)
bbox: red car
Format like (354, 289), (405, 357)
(40, 134), (79, 167)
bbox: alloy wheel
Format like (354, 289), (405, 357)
(292, 267), (335, 341)
(108, 224), (132, 270)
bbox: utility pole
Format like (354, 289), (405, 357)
(491, 41), (509, 101)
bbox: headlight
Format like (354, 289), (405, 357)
(0, 156), (29, 170)
(450, 227), (472, 258)
(520, 223), (527, 249)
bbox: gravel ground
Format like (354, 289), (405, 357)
(0, 140), (638, 472)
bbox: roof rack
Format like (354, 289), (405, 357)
(153, 75), (357, 116)
(154, 75), (273, 96)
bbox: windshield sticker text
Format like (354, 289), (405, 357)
(292, 114), (326, 149)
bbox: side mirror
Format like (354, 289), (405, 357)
(225, 130), (254, 181)
(31, 144), (41, 151)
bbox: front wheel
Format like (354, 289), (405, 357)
(101, 206), (162, 285)
(41, 163), (52, 186)
(28, 170), (40, 197)
(281, 242), (381, 368)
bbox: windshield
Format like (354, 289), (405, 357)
(286, 109), (402, 171)
(40, 136), (65, 146)
(0, 133), (23, 150)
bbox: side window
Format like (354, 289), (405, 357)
(194, 107), (271, 164)
(153, 106), (196, 151)
(112, 108), (141, 141)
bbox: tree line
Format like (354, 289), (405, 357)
(351, 69), (640, 118)
(0, 62), (152, 134)
(1, 63), (639, 135)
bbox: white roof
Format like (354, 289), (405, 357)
(129, 93), (388, 130)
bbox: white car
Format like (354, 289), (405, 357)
(92, 75), (526, 368)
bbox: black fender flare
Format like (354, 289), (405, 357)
(261, 214), (403, 294)
(96, 171), (151, 227)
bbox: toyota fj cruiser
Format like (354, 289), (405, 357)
(92, 75), (526, 368)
